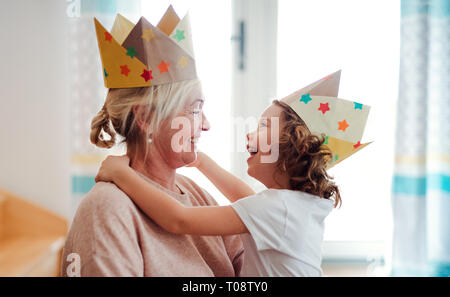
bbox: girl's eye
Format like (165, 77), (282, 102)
(192, 109), (201, 115)
(259, 122), (267, 128)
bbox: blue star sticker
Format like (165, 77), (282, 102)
(354, 102), (363, 110)
(300, 94), (312, 104)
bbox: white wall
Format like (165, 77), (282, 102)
(0, 0), (71, 218)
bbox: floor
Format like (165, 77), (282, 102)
(322, 261), (389, 277)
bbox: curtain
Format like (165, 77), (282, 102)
(68, 0), (140, 217)
(392, 0), (449, 276)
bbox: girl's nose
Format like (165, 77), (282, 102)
(201, 112), (211, 131)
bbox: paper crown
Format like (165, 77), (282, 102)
(281, 70), (371, 168)
(94, 6), (197, 88)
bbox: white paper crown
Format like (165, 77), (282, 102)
(281, 70), (371, 168)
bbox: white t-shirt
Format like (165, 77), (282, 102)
(231, 188), (334, 277)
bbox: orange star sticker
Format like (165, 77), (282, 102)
(120, 65), (130, 76)
(338, 119), (349, 132)
(158, 60), (170, 73)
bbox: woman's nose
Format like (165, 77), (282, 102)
(201, 112), (211, 131)
(247, 130), (255, 143)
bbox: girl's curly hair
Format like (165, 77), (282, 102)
(273, 100), (341, 208)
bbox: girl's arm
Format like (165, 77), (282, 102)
(114, 168), (248, 235)
(95, 156), (248, 236)
(191, 152), (255, 202)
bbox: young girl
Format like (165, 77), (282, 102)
(95, 99), (341, 277)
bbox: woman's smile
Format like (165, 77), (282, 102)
(246, 144), (258, 162)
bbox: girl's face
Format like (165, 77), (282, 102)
(246, 103), (290, 189)
(154, 86), (210, 168)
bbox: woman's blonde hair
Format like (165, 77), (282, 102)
(273, 100), (342, 208)
(90, 79), (201, 159)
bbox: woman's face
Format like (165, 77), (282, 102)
(154, 86), (210, 168)
(246, 103), (289, 189)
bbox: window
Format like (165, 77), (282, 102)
(277, 0), (400, 258)
(141, 0), (233, 205)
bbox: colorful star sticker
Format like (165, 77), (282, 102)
(172, 29), (185, 42)
(178, 56), (188, 68)
(158, 60), (170, 73)
(324, 135), (329, 145)
(338, 119), (349, 132)
(299, 94), (312, 104)
(353, 141), (361, 149)
(354, 102), (363, 110)
(104, 68), (108, 78)
(120, 65), (130, 76)
(104, 31), (112, 42)
(141, 28), (155, 42)
(141, 69), (153, 82)
(318, 102), (330, 114)
(126, 46), (138, 59)
(334, 154), (339, 161)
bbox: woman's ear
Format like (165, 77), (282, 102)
(132, 104), (152, 134)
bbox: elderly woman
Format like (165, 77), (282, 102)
(61, 11), (243, 276)
(62, 80), (243, 277)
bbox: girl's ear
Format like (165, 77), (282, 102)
(132, 104), (153, 134)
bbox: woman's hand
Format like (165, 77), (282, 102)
(95, 155), (131, 183)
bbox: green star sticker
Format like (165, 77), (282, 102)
(104, 68), (108, 78)
(126, 46), (138, 59)
(334, 154), (339, 161)
(172, 29), (185, 42)
(324, 135), (328, 145)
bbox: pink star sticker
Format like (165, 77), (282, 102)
(141, 69), (153, 82)
(104, 32), (112, 42)
(318, 102), (330, 114)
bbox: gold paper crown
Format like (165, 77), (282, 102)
(281, 70), (372, 168)
(94, 6), (197, 88)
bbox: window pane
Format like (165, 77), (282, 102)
(141, 0), (232, 206)
(277, 0), (400, 241)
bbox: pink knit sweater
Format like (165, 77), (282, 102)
(61, 173), (243, 276)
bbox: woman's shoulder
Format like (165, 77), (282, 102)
(75, 181), (138, 218)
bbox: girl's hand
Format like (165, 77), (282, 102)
(185, 151), (205, 168)
(95, 155), (131, 183)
